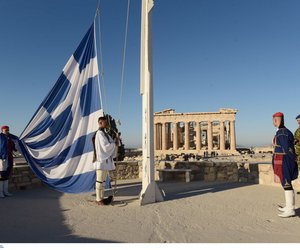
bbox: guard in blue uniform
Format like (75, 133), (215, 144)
(272, 112), (298, 218)
(0, 126), (18, 198)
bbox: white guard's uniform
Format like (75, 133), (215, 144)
(93, 129), (117, 201)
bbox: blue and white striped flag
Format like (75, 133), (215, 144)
(19, 23), (104, 193)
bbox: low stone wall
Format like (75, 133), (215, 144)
(9, 160), (300, 192)
(9, 161), (141, 190)
(10, 165), (43, 190)
(113, 161), (141, 180)
(153, 161), (300, 191)
(154, 161), (239, 182)
(256, 163), (300, 191)
(234, 162), (300, 191)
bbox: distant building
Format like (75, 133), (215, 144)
(154, 108), (238, 156)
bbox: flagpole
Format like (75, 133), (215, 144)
(139, 0), (164, 205)
(93, 15), (104, 111)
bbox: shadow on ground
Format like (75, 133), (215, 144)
(111, 179), (255, 203)
(0, 180), (256, 243)
(160, 181), (256, 201)
(0, 187), (119, 243)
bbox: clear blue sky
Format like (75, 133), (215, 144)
(0, 0), (300, 148)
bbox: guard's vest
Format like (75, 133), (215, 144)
(92, 129), (111, 163)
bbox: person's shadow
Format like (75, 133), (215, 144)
(0, 187), (120, 243)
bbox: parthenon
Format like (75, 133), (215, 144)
(154, 108), (238, 156)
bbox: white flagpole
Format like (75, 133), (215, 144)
(140, 0), (164, 205)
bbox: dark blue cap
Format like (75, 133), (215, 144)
(296, 114), (300, 120)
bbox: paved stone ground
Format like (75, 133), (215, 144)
(1, 180), (300, 243)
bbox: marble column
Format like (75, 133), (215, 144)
(156, 124), (160, 150)
(156, 124), (159, 150)
(154, 123), (157, 150)
(165, 123), (169, 150)
(207, 121), (213, 151)
(173, 122), (178, 150)
(196, 122), (201, 151)
(220, 121), (225, 150)
(184, 122), (190, 150)
(162, 123), (166, 150)
(230, 120), (236, 151)
(167, 123), (171, 149)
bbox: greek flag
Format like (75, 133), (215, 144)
(19, 23), (103, 193)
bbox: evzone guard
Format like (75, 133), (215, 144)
(0, 126), (17, 198)
(92, 116), (120, 205)
(272, 112), (299, 218)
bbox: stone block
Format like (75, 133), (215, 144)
(201, 162), (215, 168)
(232, 168), (238, 174)
(12, 174), (22, 178)
(259, 173), (273, 185)
(228, 174), (239, 182)
(209, 167), (217, 173)
(22, 177), (30, 182)
(31, 178), (42, 184)
(239, 177), (248, 183)
(249, 164), (259, 172)
(204, 173), (216, 182)
(258, 164), (272, 172)
(217, 172), (228, 180)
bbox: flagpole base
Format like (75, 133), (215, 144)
(139, 181), (164, 205)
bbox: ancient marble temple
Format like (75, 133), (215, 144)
(154, 108), (238, 156)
